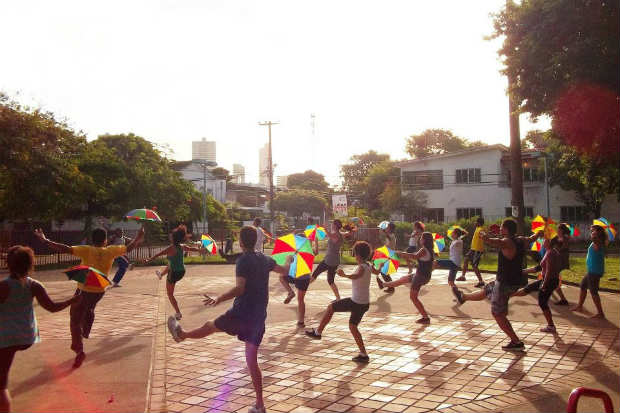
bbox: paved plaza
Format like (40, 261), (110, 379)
(6, 264), (620, 413)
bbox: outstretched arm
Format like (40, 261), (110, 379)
(204, 276), (246, 306)
(34, 229), (72, 254)
(31, 280), (81, 312)
(337, 265), (365, 280)
(144, 245), (173, 263)
(126, 226), (145, 253)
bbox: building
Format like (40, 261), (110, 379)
(396, 144), (619, 225)
(172, 161), (226, 203)
(276, 175), (288, 188)
(258, 143), (270, 187)
(232, 164), (245, 184)
(192, 138), (216, 163)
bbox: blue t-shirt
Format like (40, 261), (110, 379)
(230, 252), (275, 322)
(586, 243), (605, 275)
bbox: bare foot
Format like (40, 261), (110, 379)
(283, 292), (295, 304)
(590, 313), (606, 319)
(571, 306), (584, 312)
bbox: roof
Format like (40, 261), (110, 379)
(395, 144), (509, 167)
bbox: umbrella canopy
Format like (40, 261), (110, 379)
(431, 233), (445, 253)
(531, 215), (557, 239)
(488, 223), (501, 236)
(372, 245), (399, 275)
(593, 217), (617, 241)
(531, 238), (544, 253)
(568, 224), (580, 237)
(201, 234), (218, 255)
(378, 221), (390, 230)
(271, 234), (315, 278)
(65, 265), (111, 289)
(447, 226), (465, 241)
(304, 225), (327, 241)
(124, 208), (162, 222)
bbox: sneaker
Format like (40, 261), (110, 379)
(174, 312), (182, 320)
(128, 263), (135, 271)
(248, 406), (266, 413)
(384, 287), (395, 294)
(555, 299), (569, 306)
(451, 286), (465, 305)
(283, 292), (295, 304)
(474, 282), (485, 288)
(352, 354), (370, 363)
(540, 325), (556, 333)
(376, 276), (384, 290)
(415, 317), (430, 324)
(501, 341), (525, 351)
(305, 328), (322, 340)
(155, 270), (163, 280)
(167, 316), (184, 343)
(456, 276), (466, 282)
(110, 282), (120, 288)
(72, 351), (86, 369)
(296, 321), (305, 328)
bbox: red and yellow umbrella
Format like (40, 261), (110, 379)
(432, 233), (445, 253)
(124, 208), (162, 222)
(304, 225), (327, 241)
(271, 234), (315, 278)
(532, 215), (557, 239)
(65, 265), (111, 289)
(593, 217), (617, 242)
(372, 245), (399, 275)
(201, 234), (217, 255)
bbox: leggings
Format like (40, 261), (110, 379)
(0, 344), (31, 389)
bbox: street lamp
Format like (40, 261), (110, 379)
(191, 160), (217, 234)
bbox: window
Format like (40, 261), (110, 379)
(523, 167), (544, 183)
(424, 208), (444, 223)
(456, 208), (482, 220)
(402, 170), (443, 190)
(505, 207), (534, 218)
(560, 206), (588, 222)
(456, 168), (481, 184)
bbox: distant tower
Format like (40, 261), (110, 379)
(276, 175), (288, 188)
(192, 138), (216, 162)
(232, 163), (245, 184)
(258, 143), (269, 187)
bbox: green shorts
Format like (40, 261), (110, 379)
(167, 270), (186, 284)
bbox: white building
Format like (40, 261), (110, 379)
(259, 143), (270, 187)
(232, 164), (245, 184)
(396, 144), (619, 225)
(276, 175), (288, 188)
(192, 138), (216, 163)
(172, 161), (226, 204)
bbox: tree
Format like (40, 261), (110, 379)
(287, 170), (330, 193)
(271, 190), (328, 224)
(364, 161), (400, 211)
(405, 129), (485, 159)
(340, 150), (390, 194)
(211, 167), (233, 183)
(491, 0), (619, 162)
(0, 93), (88, 222)
(543, 131), (619, 218)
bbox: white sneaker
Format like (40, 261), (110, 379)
(175, 312), (182, 320)
(156, 270), (163, 280)
(167, 316), (183, 343)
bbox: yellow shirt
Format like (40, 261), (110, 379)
(71, 245), (127, 292)
(470, 227), (485, 252)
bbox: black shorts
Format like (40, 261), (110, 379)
(580, 273), (602, 295)
(331, 298), (369, 326)
(522, 279), (542, 294)
(466, 250), (483, 268)
(167, 270), (186, 284)
(406, 246), (417, 254)
(311, 261), (338, 285)
(214, 310), (265, 346)
(0, 344), (31, 389)
(286, 276), (310, 291)
(411, 268), (431, 290)
(538, 278), (559, 310)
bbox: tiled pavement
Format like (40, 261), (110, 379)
(146, 271), (620, 413)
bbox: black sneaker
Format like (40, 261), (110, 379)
(501, 341), (525, 351)
(376, 276), (384, 290)
(415, 317), (430, 324)
(305, 328), (322, 339)
(555, 299), (569, 306)
(73, 351), (86, 369)
(385, 287), (395, 294)
(352, 354), (370, 363)
(451, 286), (465, 305)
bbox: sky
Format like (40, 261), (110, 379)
(1, 1), (550, 187)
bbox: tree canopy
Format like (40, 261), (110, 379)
(491, 0), (619, 161)
(272, 189), (327, 220)
(287, 170), (330, 193)
(405, 129), (484, 159)
(340, 150), (390, 194)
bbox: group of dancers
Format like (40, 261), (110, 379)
(0, 215), (611, 413)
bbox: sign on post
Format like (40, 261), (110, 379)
(332, 194), (348, 217)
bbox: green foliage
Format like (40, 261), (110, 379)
(405, 129), (484, 159)
(211, 167), (233, 182)
(364, 161), (400, 211)
(287, 170), (330, 193)
(272, 189), (328, 221)
(340, 150), (390, 194)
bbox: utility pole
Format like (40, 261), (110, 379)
(259, 121), (279, 234)
(506, 0), (525, 234)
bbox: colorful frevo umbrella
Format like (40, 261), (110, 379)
(271, 234), (315, 278)
(447, 225), (465, 241)
(531, 215), (557, 239)
(431, 233), (445, 253)
(488, 223), (501, 236)
(201, 234), (217, 255)
(593, 217), (617, 242)
(378, 221), (390, 230)
(372, 245), (399, 275)
(65, 265), (111, 289)
(568, 224), (580, 238)
(304, 225), (327, 241)
(124, 208), (162, 222)
(531, 238), (544, 253)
